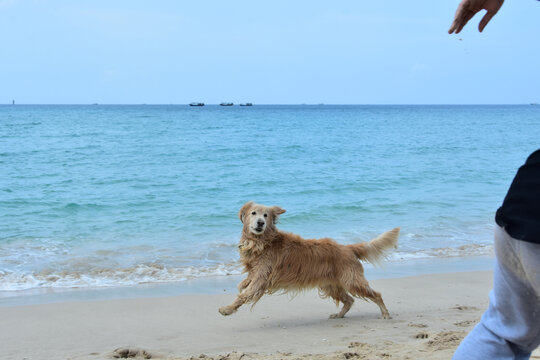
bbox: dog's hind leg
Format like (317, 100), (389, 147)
(330, 291), (354, 319)
(366, 287), (391, 319)
(320, 285), (355, 319)
(349, 282), (391, 319)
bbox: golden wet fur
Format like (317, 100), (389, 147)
(218, 202), (400, 319)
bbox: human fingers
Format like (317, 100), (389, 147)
(449, 9), (476, 34)
(478, 11), (496, 32)
(448, 2), (467, 34)
(449, 17), (464, 34)
(448, 20), (459, 34)
(457, 11), (477, 33)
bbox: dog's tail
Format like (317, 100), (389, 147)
(347, 227), (400, 266)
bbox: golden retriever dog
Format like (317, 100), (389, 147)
(218, 201), (400, 319)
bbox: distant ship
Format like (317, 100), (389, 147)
(189, 102), (205, 106)
(239, 103), (253, 106)
(220, 102), (234, 106)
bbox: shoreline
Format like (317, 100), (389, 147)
(4, 268), (540, 359)
(0, 255), (495, 307)
(0, 270), (502, 360)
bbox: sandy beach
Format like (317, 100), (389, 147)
(3, 270), (538, 360)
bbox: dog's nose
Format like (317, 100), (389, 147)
(257, 220), (265, 227)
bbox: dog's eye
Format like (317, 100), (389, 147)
(263, 214), (268, 217)
(251, 211), (256, 215)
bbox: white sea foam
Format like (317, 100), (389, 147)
(0, 242), (494, 292)
(0, 262), (244, 291)
(390, 243), (494, 261)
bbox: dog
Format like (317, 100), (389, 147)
(218, 201), (400, 319)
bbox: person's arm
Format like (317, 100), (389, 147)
(448, 0), (504, 34)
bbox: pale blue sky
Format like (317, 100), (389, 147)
(1, 0), (539, 104)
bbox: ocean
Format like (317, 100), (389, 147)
(1, 104), (539, 297)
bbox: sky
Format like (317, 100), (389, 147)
(0, 0), (539, 104)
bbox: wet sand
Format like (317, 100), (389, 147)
(5, 270), (540, 359)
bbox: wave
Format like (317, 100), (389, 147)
(0, 262), (244, 292)
(390, 243), (494, 261)
(0, 242), (494, 292)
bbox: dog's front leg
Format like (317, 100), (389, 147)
(237, 276), (252, 292)
(219, 276), (267, 316)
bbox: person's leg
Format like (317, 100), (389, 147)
(452, 259), (525, 360)
(485, 226), (540, 354)
(453, 320), (521, 360)
(453, 226), (540, 359)
(508, 232), (540, 352)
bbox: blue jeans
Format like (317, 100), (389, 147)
(453, 226), (540, 360)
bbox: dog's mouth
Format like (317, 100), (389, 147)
(251, 226), (265, 234)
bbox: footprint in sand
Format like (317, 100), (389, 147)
(453, 305), (479, 311)
(426, 331), (467, 350)
(414, 332), (429, 339)
(408, 323), (428, 328)
(112, 347), (152, 359)
(454, 319), (476, 327)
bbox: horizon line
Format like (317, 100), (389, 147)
(1, 103), (537, 106)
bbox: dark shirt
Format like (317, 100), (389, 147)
(495, 149), (540, 244)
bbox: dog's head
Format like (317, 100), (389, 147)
(238, 201), (286, 236)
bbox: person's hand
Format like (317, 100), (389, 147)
(448, 0), (504, 34)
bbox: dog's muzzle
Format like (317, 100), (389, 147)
(252, 219), (266, 233)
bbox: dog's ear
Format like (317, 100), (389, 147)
(238, 201), (254, 223)
(270, 206), (286, 224)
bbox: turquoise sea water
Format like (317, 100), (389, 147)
(1, 105), (539, 293)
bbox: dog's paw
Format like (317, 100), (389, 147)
(382, 313), (392, 320)
(219, 306), (235, 316)
(329, 313), (344, 319)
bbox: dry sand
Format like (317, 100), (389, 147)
(1, 271), (539, 360)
